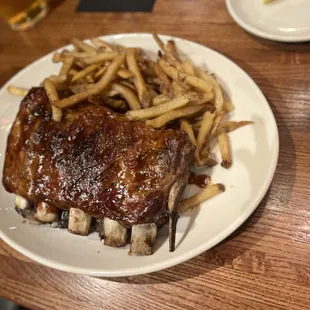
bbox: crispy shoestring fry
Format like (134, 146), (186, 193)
(145, 105), (203, 128)
(195, 111), (215, 162)
(126, 96), (189, 121)
(7, 86), (29, 97)
(111, 83), (141, 110)
(126, 48), (150, 108)
(71, 64), (101, 82)
(83, 52), (119, 65)
(178, 184), (225, 213)
(71, 38), (97, 53)
(43, 79), (62, 122)
(218, 132), (232, 168)
(91, 38), (114, 51)
(180, 120), (197, 146)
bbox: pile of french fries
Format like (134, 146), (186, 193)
(7, 33), (253, 213)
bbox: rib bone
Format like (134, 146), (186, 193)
(14, 195), (40, 223)
(168, 180), (185, 252)
(68, 208), (92, 236)
(36, 202), (59, 223)
(15, 195), (31, 210)
(103, 218), (127, 247)
(130, 223), (157, 255)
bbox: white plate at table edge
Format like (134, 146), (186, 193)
(226, 0), (310, 43)
(0, 33), (279, 277)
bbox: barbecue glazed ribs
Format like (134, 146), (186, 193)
(3, 87), (193, 254)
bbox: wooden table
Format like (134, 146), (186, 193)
(1, 0), (310, 309)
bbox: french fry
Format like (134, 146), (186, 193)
(126, 48), (151, 108)
(211, 112), (226, 136)
(213, 85), (224, 114)
(167, 40), (178, 58)
(65, 51), (97, 58)
(43, 79), (62, 122)
(126, 96), (189, 121)
(7, 86), (29, 97)
(46, 78), (68, 91)
(152, 33), (181, 66)
(196, 157), (217, 168)
(140, 62), (155, 76)
(60, 56), (74, 77)
(178, 184), (225, 213)
(162, 52), (182, 70)
(68, 68), (78, 76)
(192, 119), (202, 131)
(85, 75), (95, 83)
(104, 98), (127, 109)
(172, 80), (184, 96)
(214, 121), (254, 136)
(83, 52), (119, 65)
(223, 100), (234, 112)
(48, 75), (67, 84)
(195, 111), (215, 161)
(153, 62), (172, 93)
(218, 132), (232, 168)
(117, 69), (134, 79)
(196, 68), (224, 114)
(181, 59), (195, 76)
(54, 53), (125, 108)
(180, 120), (197, 146)
(200, 145), (209, 158)
(52, 52), (65, 63)
(158, 58), (178, 81)
(69, 84), (93, 94)
(71, 64), (101, 82)
(91, 37), (114, 51)
(183, 91), (207, 104)
(112, 83), (141, 110)
(153, 93), (172, 106)
(152, 31), (165, 50)
(71, 38), (97, 53)
(147, 86), (159, 100)
(145, 105), (203, 128)
(120, 80), (136, 91)
(159, 58), (189, 90)
(191, 92), (214, 105)
(196, 111), (215, 148)
(145, 77), (162, 86)
(179, 71), (213, 93)
(94, 63), (110, 79)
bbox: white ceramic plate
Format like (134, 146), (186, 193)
(0, 33), (278, 277)
(226, 0), (310, 42)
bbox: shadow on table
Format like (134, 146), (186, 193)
(0, 297), (28, 310)
(242, 29), (310, 52)
(103, 58), (296, 285)
(48, 0), (65, 11)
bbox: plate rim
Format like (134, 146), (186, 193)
(226, 0), (310, 43)
(0, 32), (279, 277)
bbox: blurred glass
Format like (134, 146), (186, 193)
(0, 0), (48, 31)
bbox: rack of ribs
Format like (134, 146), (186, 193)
(2, 87), (193, 255)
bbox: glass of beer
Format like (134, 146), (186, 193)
(0, 0), (48, 31)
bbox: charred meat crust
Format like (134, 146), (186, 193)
(3, 87), (193, 228)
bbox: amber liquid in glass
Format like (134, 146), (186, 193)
(0, 0), (48, 31)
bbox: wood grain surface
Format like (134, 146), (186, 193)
(1, 0), (310, 309)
